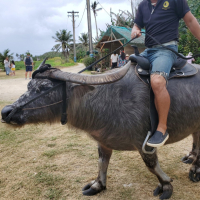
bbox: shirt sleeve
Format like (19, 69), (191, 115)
(31, 57), (33, 63)
(134, 3), (144, 29)
(175, 0), (190, 19)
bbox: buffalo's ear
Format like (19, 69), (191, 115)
(71, 84), (95, 97)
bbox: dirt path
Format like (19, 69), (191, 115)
(0, 63), (85, 102)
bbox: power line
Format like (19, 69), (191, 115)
(97, 1), (110, 16)
(75, 4), (87, 28)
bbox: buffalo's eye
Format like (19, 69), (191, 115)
(36, 88), (40, 93)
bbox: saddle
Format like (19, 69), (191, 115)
(129, 54), (198, 85)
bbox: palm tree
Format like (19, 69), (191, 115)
(91, 1), (101, 39)
(52, 29), (73, 57)
(79, 33), (89, 51)
(0, 49), (13, 66)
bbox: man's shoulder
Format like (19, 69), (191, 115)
(138, 0), (148, 7)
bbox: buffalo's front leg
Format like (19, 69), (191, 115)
(182, 132), (200, 164)
(82, 144), (112, 196)
(140, 150), (173, 200)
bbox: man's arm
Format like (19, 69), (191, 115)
(131, 24), (142, 39)
(183, 11), (200, 41)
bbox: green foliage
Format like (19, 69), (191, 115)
(178, 0), (200, 63)
(79, 33), (89, 49)
(82, 56), (95, 69)
(0, 49), (14, 66)
(52, 29), (73, 58)
(35, 51), (62, 60)
(13, 57), (75, 70)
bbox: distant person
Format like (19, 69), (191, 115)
(125, 54), (130, 63)
(10, 60), (16, 76)
(186, 52), (195, 64)
(110, 51), (118, 69)
(4, 57), (10, 75)
(24, 53), (33, 79)
(118, 51), (126, 67)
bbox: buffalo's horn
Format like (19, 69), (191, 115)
(37, 57), (48, 70)
(49, 61), (131, 85)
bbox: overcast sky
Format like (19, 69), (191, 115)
(0, 0), (139, 57)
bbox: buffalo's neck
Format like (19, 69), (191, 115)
(67, 68), (150, 142)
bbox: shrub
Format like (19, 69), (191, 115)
(82, 56), (95, 70)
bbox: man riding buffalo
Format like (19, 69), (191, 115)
(131, 0), (200, 147)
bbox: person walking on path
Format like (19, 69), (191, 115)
(24, 53), (33, 79)
(131, 0), (200, 147)
(110, 51), (118, 69)
(10, 60), (16, 76)
(118, 51), (126, 67)
(4, 57), (11, 76)
(186, 52), (195, 64)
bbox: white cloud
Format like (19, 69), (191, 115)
(0, 0), (135, 57)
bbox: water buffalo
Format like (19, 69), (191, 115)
(1, 61), (200, 199)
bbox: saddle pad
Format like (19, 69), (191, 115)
(136, 63), (198, 85)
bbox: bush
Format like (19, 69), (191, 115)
(195, 57), (200, 64)
(82, 56), (95, 70)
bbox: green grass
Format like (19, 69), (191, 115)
(35, 171), (63, 186)
(14, 57), (75, 70)
(42, 150), (59, 158)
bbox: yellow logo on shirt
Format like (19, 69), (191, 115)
(162, 1), (170, 10)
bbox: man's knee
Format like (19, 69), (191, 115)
(151, 74), (166, 92)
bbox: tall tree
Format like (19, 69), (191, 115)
(91, 1), (101, 39)
(110, 10), (134, 28)
(52, 29), (73, 57)
(0, 49), (13, 66)
(79, 33), (89, 51)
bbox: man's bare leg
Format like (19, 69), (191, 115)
(147, 74), (170, 147)
(29, 71), (32, 79)
(152, 74), (170, 134)
(25, 72), (28, 79)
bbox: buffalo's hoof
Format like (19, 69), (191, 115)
(181, 156), (194, 164)
(153, 183), (173, 200)
(189, 166), (200, 182)
(82, 181), (106, 196)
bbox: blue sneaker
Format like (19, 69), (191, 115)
(147, 131), (169, 147)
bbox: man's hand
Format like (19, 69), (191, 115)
(131, 25), (142, 39)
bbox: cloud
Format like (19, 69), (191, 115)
(0, 0), (134, 57)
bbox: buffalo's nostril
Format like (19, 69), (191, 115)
(1, 105), (13, 120)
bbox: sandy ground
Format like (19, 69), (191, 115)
(0, 63), (85, 102)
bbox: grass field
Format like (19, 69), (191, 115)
(0, 62), (200, 199)
(0, 97), (199, 200)
(0, 57), (75, 71)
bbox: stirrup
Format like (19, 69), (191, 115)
(142, 131), (156, 154)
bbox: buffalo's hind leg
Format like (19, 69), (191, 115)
(182, 132), (200, 164)
(82, 144), (112, 196)
(187, 132), (200, 182)
(139, 150), (173, 200)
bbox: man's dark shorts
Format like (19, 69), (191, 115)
(26, 66), (32, 72)
(112, 62), (117, 69)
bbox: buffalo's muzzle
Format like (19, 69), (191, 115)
(1, 105), (13, 123)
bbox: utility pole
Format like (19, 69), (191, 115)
(86, 0), (93, 57)
(68, 11), (79, 62)
(131, 0), (134, 16)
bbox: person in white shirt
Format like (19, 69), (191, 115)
(4, 57), (11, 75)
(11, 60), (16, 76)
(110, 51), (118, 69)
(186, 52), (195, 64)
